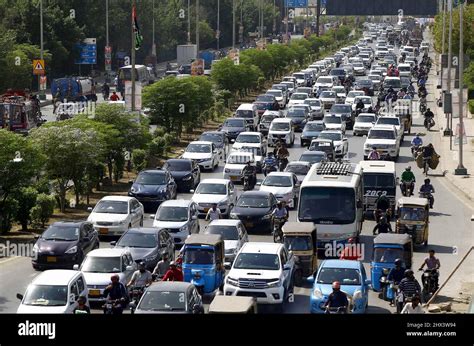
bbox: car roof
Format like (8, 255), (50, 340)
(189, 141), (213, 145)
(372, 125), (396, 131)
(320, 259), (361, 269)
(272, 118), (292, 123)
(237, 103), (255, 110)
(87, 248), (130, 258)
(301, 150), (325, 156)
(239, 190), (273, 197)
(359, 160), (396, 173)
(147, 281), (193, 292)
(185, 234), (222, 246)
(166, 158), (192, 163)
(229, 117), (246, 121)
(397, 197), (429, 206)
(201, 131), (224, 136)
(199, 178), (229, 185)
(306, 120), (324, 124)
(238, 132), (261, 136)
(160, 199), (193, 207)
(287, 160), (311, 166)
(266, 172), (294, 178)
(208, 219), (241, 226)
(240, 242), (282, 254)
(100, 196), (134, 202)
(32, 270), (82, 286)
(374, 233), (412, 245)
(126, 227), (160, 234)
(51, 220), (88, 227)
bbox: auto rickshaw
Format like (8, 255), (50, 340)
(281, 222), (317, 286)
(395, 197), (429, 247)
(371, 233), (413, 294)
(208, 296), (258, 314)
(181, 234), (225, 295)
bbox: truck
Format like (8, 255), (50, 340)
(177, 44), (197, 66)
(51, 77), (97, 104)
(199, 50), (217, 69)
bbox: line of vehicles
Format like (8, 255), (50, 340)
(15, 20), (437, 315)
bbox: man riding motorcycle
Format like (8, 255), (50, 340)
(411, 134), (423, 156)
(373, 194), (392, 221)
(397, 269), (422, 313)
(324, 281), (349, 314)
(419, 249), (441, 290)
(400, 166), (416, 196)
(276, 142), (289, 171)
(102, 274), (129, 314)
(272, 201), (288, 241)
(421, 143), (435, 174)
(127, 262), (152, 303)
(372, 217), (393, 235)
(423, 108), (435, 130)
(387, 258), (405, 305)
(263, 152), (278, 176)
(242, 161), (257, 190)
(368, 146), (381, 160)
(419, 178), (435, 208)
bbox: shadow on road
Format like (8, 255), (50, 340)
(366, 305), (393, 314)
(429, 211), (452, 217)
(417, 244), (455, 254)
(397, 155), (414, 164)
(0, 296), (10, 312)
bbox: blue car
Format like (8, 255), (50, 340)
(307, 259), (371, 314)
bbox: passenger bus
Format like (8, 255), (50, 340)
(117, 65), (151, 94)
(359, 161), (397, 217)
(298, 161), (364, 250)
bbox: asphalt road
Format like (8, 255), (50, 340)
(1, 40), (472, 314)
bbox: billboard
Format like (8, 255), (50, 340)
(325, 0), (438, 16)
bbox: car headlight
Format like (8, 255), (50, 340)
(180, 225), (189, 233)
(32, 243), (39, 254)
(312, 288), (323, 299)
(182, 175), (192, 181)
(116, 220), (127, 225)
(65, 246), (78, 254)
(230, 213), (238, 219)
(262, 213), (272, 220)
(130, 187), (137, 193)
(268, 279), (281, 288)
(226, 276), (238, 286)
(225, 168), (230, 173)
(218, 200), (228, 207)
(353, 290), (362, 300)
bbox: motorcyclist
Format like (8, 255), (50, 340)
(419, 178), (435, 208)
(127, 262), (153, 288)
(272, 201), (289, 223)
(367, 106), (375, 113)
(400, 166), (416, 196)
(407, 83), (415, 94)
(398, 269), (422, 310)
(263, 152), (278, 176)
(421, 143), (435, 174)
(418, 249), (440, 289)
(162, 261), (184, 282)
(276, 142), (289, 171)
(387, 258), (405, 306)
(242, 161), (257, 188)
(152, 253), (170, 280)
(324, 281), (348, 313)
(101, 82), (110, 100)
(372, 217), (393, 235)
(411, 134), (423, 156)
(373, 194), (391, 221)
(73, 295), (90, 314)
(355, 98), (365, 113)
(423, 108), (434, 129)
(368, 146), (381, 160)
(102, 274), (129, 314)
(401, 294), (424, 313)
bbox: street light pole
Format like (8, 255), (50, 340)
(217, 0), (220, 50)
(196, 0), (200, 58)
(106, 0), (109, 47)
(455, 1), (467, 175)
(187, 0), (191, 44)
(441, 0), (446, 54)
(152, 0), (156, 57)
(232, 0), (236, 48)
(131, 0), (136, 112)
(39, 0), (45, 99)
(273, 0), (276, 35)
(445, 0), (453, 137)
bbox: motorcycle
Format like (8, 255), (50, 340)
(272, 217), (287, 243)
(396, 290), (416, 314)
(325, 306), (348, 314)
(103, 299), (125, 315)
(242, 172), (255, 191)
(424, 117), (435, 131)
(420, 269), (438, 301)
(263, 162), (278, 176)
(419, 191), (434, 208)
(129, 286), (145, 306)
(400, 180), (415, 197)
(278, 157), (288, 172)
(411, 144), (423, 158)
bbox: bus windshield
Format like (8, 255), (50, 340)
(363, 173), (395, 188)
(298, 187), (356, 224)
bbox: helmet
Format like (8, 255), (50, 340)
(404, 269), (414, 277)
(427, 108), (430, 111)
(372, 146), (377, 150)
(138, 262), (146, 268)
(406, 166), (411, 171)
(332, 281), (341, 289)
(78, 295), (87, 303)
(170, 261), (176, 267)
(424, 178), (430, 184)
(394, 258), (403, 266)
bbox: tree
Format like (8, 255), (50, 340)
(30, 193), (55, 229)
(15, 187), (38, 232)
(266, 44), (296, 78)
(240, 49), (274, 79)
(211, 58), (242, 95)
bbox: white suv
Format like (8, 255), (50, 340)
(224, 242), (296, 309)
(364, 125), (400, 161)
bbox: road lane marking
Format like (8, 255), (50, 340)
(0, 256), (23, 265)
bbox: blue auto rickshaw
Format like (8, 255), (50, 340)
(182, 234), (225, 295)
(371, 233), (412, 300)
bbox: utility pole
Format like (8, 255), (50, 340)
(455, 1), (467, 175)
(187, 0), (191, 44)
(316, 0), (321, 37)
(240, 0), (244, 44)
(441, 0), (446, 54)
(196, 0), (200, 57)
(285, 1), (289, 39)
(106, 0), (109, 47)
(232, 0), (236, 48)
(445, 0), (453, 137)
(273, 0), (276, 35)
(305, 0), (309, 30)
(260, 0), (264, 40)
(217, 0), (220, 50)
(131, 0), (136, 112)
(152, 0), (156, 57)
(39, 0), (45, 100)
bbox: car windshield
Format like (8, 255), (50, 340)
(227, 154), (252, 164)
(368, 75), (380, 81)
(240, 147), (262, 156)
(117, 232), (157, 248)
(196, 183), (226, 195)
(299, 153), (325, 164)
(270, 122), (290, 131)
(305, 123), (324, 131)
(267, 91), (282, 97)
(288, 109), (306, 118)
(23, 285), (68, 306)
(291, 94), (307, 100)
(284, 236), (312, 251)
(304, 100), (321, 107)
(324, 116), (341, 124)
(225, 119), (244, 127)
(236, 134), (260, 143)
(165, 160), (192, 171)
(205, 226), (239, 240)
(285, 164), (309, 175)
(262, 115), (277, 122)
(400, 207), (426, 221)
(331, 105), (351, 113)
(262, 175), (292, 187)
(330, 69), (345, 76)
(317, 268), (361, 285)
(186, 143), (211, 153)
(157, 206), (188, 222)
(357, 80), (372, 86)
(398, 66), (411, 72)
(293, 73), (305, 79)
(384, 79), (401, 88)
(256, 95), (274, 102)
(356, 115), (375, 123)
(320, 92), (335, 98)
(81, 256), (122, 273)
(377, 118), (399, 126)
(200, 133), (223, 144)
(347, 91), (364, 98)
(356, 98), (372, 104)
(363, 173), (395, 188)
(236, 196), (270, 208)
(233, 253), (280, 270)
(317, 77), (332, 84)
(183, 248), (214, 264)
(138, 291), (186, 311)
(299, 187), (355, 224)
(369, 129), (395, 140)
(42, 225), (79, 241)
(235, 110), (254, 118)
(136, 172), (167, 185)
(373, 248), (404, 263)
(354, 63), (364, 68)
(94, 200), (128, 214)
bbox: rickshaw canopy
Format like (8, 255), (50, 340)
(185, 234), (223, 246)
(373, 233), (412, 246)
(282, 222), (317, 235)
(397, 197), (429, 207)
(208, 296), (257, 314)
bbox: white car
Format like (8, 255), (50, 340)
(398, 63), (412, 78)
(304, 98), (324, 120)
(319, 90), (337, 110)
(345, 90), (365, 105)
(353, 62), (366, 76)
(331, 86), (347, 102)
(87, 196), (144, 237)
(17, 270), (89, 313)
(181, 141), (219, 171)
(268, 118), (295, 146)
(323, 114), (346, 134)
(292, 72), (307, 87)
(287, 92), (308, 108)
(317, 130), (349, 157)
(313, 76), (334, 91)
(351, 96), (374, 112)
(232, 132), (266, 152)
(235, 144), (265, 173)
(368, 74), (382, 88)
(375, 116), (404, 141)
(353, 113), (377, 136)
(223, 151), (255, 183)
(258, 172), (300, 209)
(364, 125), (400, 161)
(267, 89), (285, 109)
(191, 179), (237, 217)
(77, 248), (136, 303)
(224, 242), (296, 307)
(284, 161), (311, 183)
(281, 81), (295, 96)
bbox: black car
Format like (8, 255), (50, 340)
(354, 79), (374, 96)
(286, 107), (309, 131)
(163, 159), (200, 193)
(32, 221), (99, 270)
(219, 117), (251, 141)
(111, 228), (175, 271)
(128, 169), (178, 211)
(254, 94), (279, 116)
(230, 191), (278, 234)
(329, 104), (355, 130)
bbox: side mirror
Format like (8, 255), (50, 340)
(34, 235), (40, 240)
(73, 264), (79, 270)
(69, 294), (76, 304)
(128, 180), (133, 184)
(87, 207), (93, 212)
(306, 275), (315, 284)
(224, 263), (231, 270)
(283, 264), (291, 271)
(110, 241), (117, 247)
(357, 200), (363, 209)
(16, 293), (23, 301)
(129, 302), (136, 310)
(343, 137), (348, 141)
(256, 182), (261, 186)
(83, 237), (90, 243)
(365, 279), (372, 286)
(192, 215), (198, 220)
(189, 189), (195, 193)
(149, 214), (156, 219)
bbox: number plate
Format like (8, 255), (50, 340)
(231, 176), (241, 181)
(99, 228), (108, 234)
(89, 289), (100, 297)
(46, 256), (56, 263)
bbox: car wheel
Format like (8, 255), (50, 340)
(128, 223), (132, 229)
(139, 216), (144, 227)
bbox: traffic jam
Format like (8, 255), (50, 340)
(12, 21), (456, 316)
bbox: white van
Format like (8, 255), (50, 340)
(17, 270), (88, 314)
(235, 103), (259, 130)
(268, 118), (295, 147)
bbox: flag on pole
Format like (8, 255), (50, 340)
(132, 4), (143, 50)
